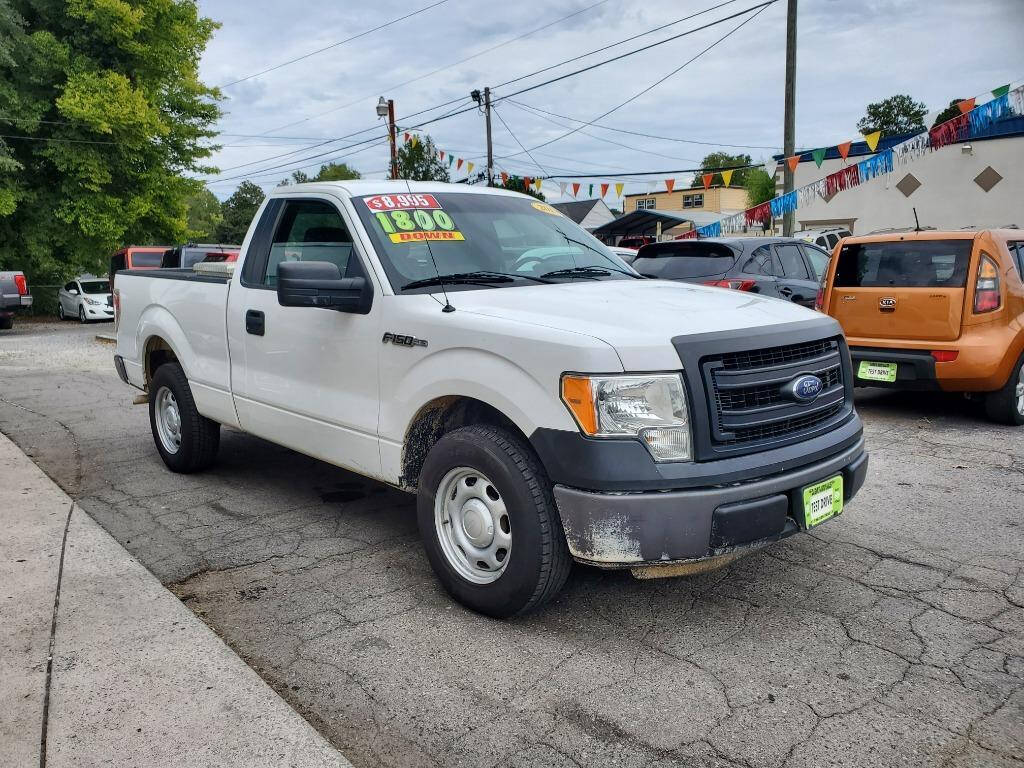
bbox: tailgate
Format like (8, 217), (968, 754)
(829, 239), (972, 342)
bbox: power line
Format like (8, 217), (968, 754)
(491, 106), (550, 177)
(492, 0), (741, 92)
(503, 101), (703, 163)
(215, 0), (452, 88)
(506, 99), (780, 150)
(250, 0), (610, 135)
(495, 2), (775, 157)
(492, 1), (776, 106)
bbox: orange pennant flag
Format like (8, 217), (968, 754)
(958, 97), (976, 114)
(571, 182), (580, 197)
(863, 131), (881, 152)
(500, 172), (508, 185)
(665, 179), (676, 194)
(456, 158), (463, 170)
(720, 169), (734, 187)
(523, 176), (531, 188)
(600, 183), (609, 197)
(403, 132), (410, 143)
(837, 141), (852, 160)
(614, 182), (624, 198)
(786, 155), (800, 173)
(701, 173), (713, 189)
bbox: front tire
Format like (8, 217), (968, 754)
(416, 425), (571, 618)
(78, 306), (87, 324)
(57, 303), (65, 321)
(985, 353), (1024, 426)
(148, 363), (220, 472)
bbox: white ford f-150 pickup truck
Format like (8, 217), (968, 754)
(114, 181), (868, 617)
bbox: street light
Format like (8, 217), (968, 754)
(377, 96), (398, 180)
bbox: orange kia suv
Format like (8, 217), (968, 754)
(818, 229), (1024, 425)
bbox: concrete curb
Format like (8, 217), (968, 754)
(0, 432), (351, 767)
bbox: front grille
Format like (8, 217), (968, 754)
(702, 337), (850, 454)
(717, 338), (835, 371)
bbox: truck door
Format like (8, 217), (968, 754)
(226, 195), (383, 479)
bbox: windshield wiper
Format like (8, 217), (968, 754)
(540, 266), (614, 279)
(401, 271), (513, 291)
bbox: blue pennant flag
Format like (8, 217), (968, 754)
(697, 221), (722, 238)
(857, 148), (893, 182)
(769, 190), (797, 219)
(968, 93), (1010, 136)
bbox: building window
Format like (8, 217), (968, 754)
(682, 193), (704, 209)
(636, 198), (656, 210)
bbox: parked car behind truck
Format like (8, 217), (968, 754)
(0, 270), (32, 330)
(818, 229), (1024, 425)
(114, 181), (868, 616)
(57, 275), (113, 323)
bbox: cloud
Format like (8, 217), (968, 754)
(197, 0), (1024, 199)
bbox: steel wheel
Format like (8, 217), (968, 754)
(1016, 365), (1024, 417)
(154, 386), (182, 454)
(434, 467), (512, 585)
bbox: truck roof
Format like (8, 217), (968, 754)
(268, 179), (533, 201)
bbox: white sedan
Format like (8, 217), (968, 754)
(57, 276), (114, 323)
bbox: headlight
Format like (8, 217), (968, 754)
(561, 373), (692, 461)
(83, 297), (100, 305)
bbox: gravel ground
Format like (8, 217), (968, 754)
(1, 321), (1021, 768)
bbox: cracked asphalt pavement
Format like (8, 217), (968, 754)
(1, 319), (1021, 768)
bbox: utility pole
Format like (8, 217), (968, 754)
(782, 0), (797, 236)
(484, 87), (494, 187)
(471, 88), (494, 186)
(376, 96), (398, 180)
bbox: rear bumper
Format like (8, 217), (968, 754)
(0, 294), (32, 315)
(553, 437), (867, 568)
(850, 347), (939, 390)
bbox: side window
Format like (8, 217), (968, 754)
(803, 245), (830, 280)
(816, 236), (828, 249)
(263, 200), (354, 287)
(1008, 241), (1024, 277)
(742, 246), (775, 276)
(64, 282), (76, 292)
(775, 244), (810, 279)
(826, 234), (839, 249)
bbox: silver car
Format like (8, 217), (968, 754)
(57, 275), (114, 323)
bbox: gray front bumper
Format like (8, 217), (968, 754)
(554, 438), (867, 568)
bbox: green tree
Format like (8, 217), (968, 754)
(498, 175), (545, 201)
(184, 187), (222, 241)
(691, 152), (752, 187)
(856, 94), (927, 136)
(0, 0), (221, 284)
(396, 135), (449, 182)
(214, 181), (264, 243)
(279, 162), (361, 186)
(931, 98), (966, 128)
(744, 168), (775, 208)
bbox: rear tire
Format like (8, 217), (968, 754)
(984, 353), (1024, 426)
(416, 424), (571, 618)
(0, 316), (12, 330)
(148, 362), (220, 472)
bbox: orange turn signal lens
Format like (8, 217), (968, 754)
(561, 375), (597, 435)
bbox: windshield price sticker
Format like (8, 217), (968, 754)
(372, 206), (465, 244)
(363, 193), (441, 211)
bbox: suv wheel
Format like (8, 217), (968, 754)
(149, 362), (220, 472)
(78, 306), (87, 324)
(985, 353), (1024, 426)
(416, 424), (572, 618)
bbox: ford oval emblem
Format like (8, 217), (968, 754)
(783, 374), (824, 403)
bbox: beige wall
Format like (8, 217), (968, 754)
(623, 186), (747, 213)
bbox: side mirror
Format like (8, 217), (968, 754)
(276, 261), (372, 314)
(69, 289), (79, 295)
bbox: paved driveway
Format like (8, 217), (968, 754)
(1, 320), (1022, 767)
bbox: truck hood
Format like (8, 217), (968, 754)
(450, 279), (827, 370)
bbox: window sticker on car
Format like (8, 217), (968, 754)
(366, 195), (465, 244)
(531, 201), (562, 216)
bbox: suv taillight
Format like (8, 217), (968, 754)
(14, 274), (27, 295)
(973, 253), (1000, 313)
(703, 279), (755, 291)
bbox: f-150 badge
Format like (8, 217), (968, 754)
(382, 332), (428, 348)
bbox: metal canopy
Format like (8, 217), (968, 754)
(591, 209), (735, 238)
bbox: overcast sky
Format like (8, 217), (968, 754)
(196, 0), (1024, 202)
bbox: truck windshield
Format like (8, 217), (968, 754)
(834, 240), (973, 288)
(353, 192), (637, 293)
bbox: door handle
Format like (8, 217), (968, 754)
(778, 286), (794, 297)
(245, 309), (265, 336)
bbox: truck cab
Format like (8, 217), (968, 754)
(113, 181), (868, 616)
